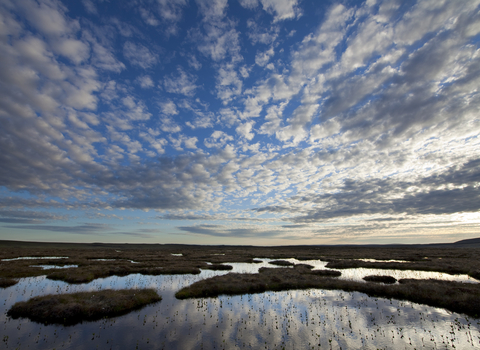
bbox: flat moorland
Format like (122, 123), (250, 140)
(7, 288), (161, 326)
(175, 267), (480, 318)
(0, 239), (479, 283)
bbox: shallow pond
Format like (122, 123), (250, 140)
(1, 260), (479, 349)
(29, 265), (79, 270)
(1, 256), (69, 261)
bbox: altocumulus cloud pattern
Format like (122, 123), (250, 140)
(0, 0), (479, 244)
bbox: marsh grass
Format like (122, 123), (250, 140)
(0, 277), (17, 288)
(269, 260), (295, 266)
(1, 240), (479, 283)
(363, 275), (397, 284)
(175, 268), (480, 317)
(7, 289), (161, 326)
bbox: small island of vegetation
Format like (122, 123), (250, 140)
(7, 288), (161, 326)
(0, 277), (18, 288)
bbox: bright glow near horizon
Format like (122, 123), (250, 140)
(0, 0), (479, 245)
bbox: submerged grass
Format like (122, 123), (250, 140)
(175, 267), (480, 318)
(7, 289), (161, 326)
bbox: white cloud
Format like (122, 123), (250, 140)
(215, 64), (243, 103)
(92, 42), (125, 72)
(137, 75), (154, 88)
(82, 0), (97, 15)
(246, 19), (279, 45)
(18, 0), (75, 36)
(157, 0), (187, 22)
(255, 46), (274, 66)
(239, 0), (301, 22)
(159, 100), (179, 115)
(53, 38), (90, 64)
(236, 121), (255, 140)
(188, 55), (202, 70)
(195, 0), (228, 21)
(123, 41), (158, 69)
(160, 116), (182, 133)
(140, 8), (160, 26)
(204, 130), (234, 148)
(163, 68), (198, 96)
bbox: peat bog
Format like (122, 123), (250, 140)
(1, 240), (480, 349)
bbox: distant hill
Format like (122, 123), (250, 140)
(452, 237), (480, 246)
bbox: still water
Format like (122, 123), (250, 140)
(1, 260), (479, 349)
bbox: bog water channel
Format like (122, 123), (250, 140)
(1, 258), (479, 349)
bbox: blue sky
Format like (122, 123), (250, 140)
(1, 0), (479, 245)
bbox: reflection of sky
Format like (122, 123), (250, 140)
(30, 265), (78, 269)
(1, 256), (68, 261)
(1, 272), (479, 350)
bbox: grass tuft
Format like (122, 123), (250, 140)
(363, 275), (397, 284)
(0, 278), (18, 288)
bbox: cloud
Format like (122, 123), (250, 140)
(137, 75), (154, 88)
(123, 42), (158, 69)
(204, 130), (234, 148)
(246, 19), (279, 45)
(91, 42), (126, 72)
(255, 159), (480, 222)
(163, 68), (198, 96)
(82, 0), (98, 15)
(4, 223), (109, 235)
(0, 209), (67, 224)
(195, 0), (228, 21)
(177, 224), (282, 237)
(159, 99), (179, 115)
(255, 46), (275, 67)
(239, 0), (301, 22)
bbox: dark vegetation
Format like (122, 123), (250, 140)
(310, 269), (342, 277)
(0, 277), (17, 288)
(363, 275), (397, 284)
(7, 289), (161, 326)
(269, 260), (295, 266)
(205, 264), (233, 271)
(176, 268), (480, 318)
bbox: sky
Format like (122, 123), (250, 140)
(0, 0), (479, 245)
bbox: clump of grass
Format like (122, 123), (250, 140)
(269, 260), (294, 266)
(294, 263), (314, 270)
(0, 278), (17, 288)
(205, 264), (233, 271)
(7, 289), (161, 326)
(363, 275), (397, 284)
(309, 269), (342, 277)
